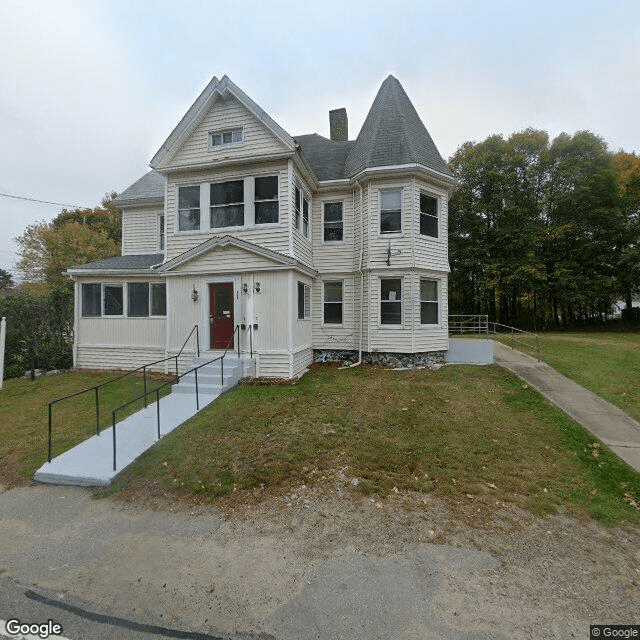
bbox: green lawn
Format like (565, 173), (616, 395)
(0, 370), (171, 487)
(539, 332), (640, 421)
(109, 364), (640, 526)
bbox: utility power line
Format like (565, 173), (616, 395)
(0, 192), (89, 209)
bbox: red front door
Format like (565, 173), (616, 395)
(209, 282), (234, 349)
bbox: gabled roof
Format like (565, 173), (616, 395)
(294, 134), (354, 182)
(68, 254), (165, 272)
(113, 171), (164, 207)
(150, 75), (296, 169)
(157, 235), (317, 276)
(344, 75), (452, 179)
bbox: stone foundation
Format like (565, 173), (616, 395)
(313, 349), (445, 369)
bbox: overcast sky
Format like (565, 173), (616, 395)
(1, 0), (638, 274)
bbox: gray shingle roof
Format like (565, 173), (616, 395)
(294, 134), (354, 181)
(113, 171), (164, 206)
(344, 75), (452, 178)
(71, 254), (164, 270)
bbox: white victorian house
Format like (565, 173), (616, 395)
(68, 75), (455, 379)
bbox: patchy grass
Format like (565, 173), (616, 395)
(0, 370), (171, 487)
(539, 332), (640, 422)
(111, 364), (640, 526)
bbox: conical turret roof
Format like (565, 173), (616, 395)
(344, 75), (451, 178)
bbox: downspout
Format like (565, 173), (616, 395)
(342, 181), (365, 369)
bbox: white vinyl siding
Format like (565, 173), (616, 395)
(170, 96), (288, 167)
(122, 206), (164, 255)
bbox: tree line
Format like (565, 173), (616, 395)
(0, 195), (120, 378)
(448, 129), (640, 329)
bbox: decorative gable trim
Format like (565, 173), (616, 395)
(150, 75), (297, 170)
(156, 234), (318, 277)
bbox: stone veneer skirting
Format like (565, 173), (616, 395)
(313, 349), (445, 368)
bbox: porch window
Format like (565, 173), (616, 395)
(420, 279), (439, 324)
(178, 186), (200, 231)
(297, 281), (310, 320)
(380, 190), (402, 234)
(103, 284), (123, 316)
(255, 176), (279, 224)
(81, 283), (101, 317)
(151, 283), (167, 316)
(323, 281), (343, 324)
(128, 283), (149, 317)
(380, 278), (402, 324)
(419, 193), (438, 238)
(210, 180), (244, 228)
(323, 202), (343, 242)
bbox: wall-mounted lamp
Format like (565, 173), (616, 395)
(242, 283), (249, 294)
(254, 282), (261, 293)
(191, 286), (199, 302)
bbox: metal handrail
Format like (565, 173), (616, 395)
(449, 314), (489, 335)
(47, 324), (200, 463)
(490, 322), (541, 362)
(109, 325), (242, 471)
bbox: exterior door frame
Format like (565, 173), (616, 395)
(205, 277), (239, 351)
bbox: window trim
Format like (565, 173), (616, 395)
(379, 277), (403, 327)
(419, 278), (439, 326)
(177, 185), (201, 232)
(322, 280), (344, 326)
(419, 191), (439, 239)
(254, 175), (280, 225)
(209, 128), (244, 149)
(209, 179), (245, 229)
(81, 283), (101, 318)
(297, 281), (311, 320)
(323, 201), (344, 244)
(294, 186), (301, 231)
(379, 189), (403, 235)
(158, 214), (165, 251)
(102, 283), (124, 317)
(302, 196), (309, 238)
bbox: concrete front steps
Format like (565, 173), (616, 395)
(34, 355), (255, 487)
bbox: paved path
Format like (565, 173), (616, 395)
(494, 341), (640, 473)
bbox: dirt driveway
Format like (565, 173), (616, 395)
(0, 481), (639, 639)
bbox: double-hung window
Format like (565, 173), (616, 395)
(380, 190), (402, 234)
(255, 176), (279, 224)
(323, 202), (343, 242)
(323, 281), (343, 324)
(297, 282), (310, 320)
(294, 186), (301, 230)
(158, 215), (165, 250)
(210, 128), (243, 148)
(178, 186), (200, 231)
(210, 180), (244, 228)
(420, 193), (439, 238)
(420, 280), (439, 324)
(380, 278), (402, 324)
(302, 197), (309, 237)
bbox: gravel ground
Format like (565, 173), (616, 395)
(0, 479), (639, 640)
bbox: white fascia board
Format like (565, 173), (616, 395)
(317, 179), (351, 191)
(164, 263), (318, 278)
(350, 163), (455, 188)
(150, 76), (220, 168)
(158, 151), (295, 175)
(66, 269), (165, 278)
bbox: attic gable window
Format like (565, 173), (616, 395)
(210, 128), (243, 148)
(380, 190), (402, 234)
(420, 193), (439, 238)
(210, 180), (244, 228)
(178, 186), (200, 231)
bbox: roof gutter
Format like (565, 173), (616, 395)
(350, 163), (455, 189)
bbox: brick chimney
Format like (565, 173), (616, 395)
(329, 108), (348, 141)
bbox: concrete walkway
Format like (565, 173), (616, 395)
(34, 391), (217, 487)
(494, 341), (640, 473)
